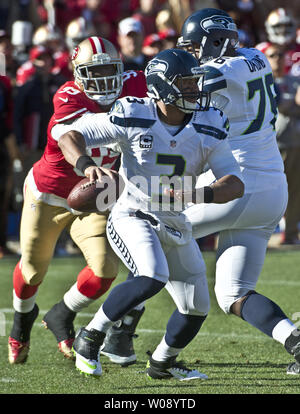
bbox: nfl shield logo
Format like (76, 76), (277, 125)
(170, 140), (177, 148)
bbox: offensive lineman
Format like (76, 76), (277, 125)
(8, 36), (147, 364)
(56, 48), (244, 379)
(179, 8), (300, 375)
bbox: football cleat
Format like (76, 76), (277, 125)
(8, 337), (30, 364)
(8, 304), (39, 364)
(146, 352), (208, 381)
(42, 300), (76, 359)
(100, 308), (144, 366)
(287, 361), (300, 375)
(73, 327), (106, 376)
(58, 338), (75, 359)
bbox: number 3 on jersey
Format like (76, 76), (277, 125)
(156, 154), (186, 178)
(243, 73), (277, 135)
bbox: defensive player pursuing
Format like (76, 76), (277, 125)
(56, 48), (244, 379)
(102, 8), (300, 376)
(8, 36), (147, 364)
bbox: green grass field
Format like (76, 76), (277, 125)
(1, 250), (300, 396)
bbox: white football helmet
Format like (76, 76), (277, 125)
(265, 8), (296, 46)
(71, 36), (124, 106)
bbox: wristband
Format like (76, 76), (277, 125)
(204, 186), (214, 203)
(75, 155), (97, 174)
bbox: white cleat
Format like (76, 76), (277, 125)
(72, 327), (106, 377)
(74, 351), (102, 377)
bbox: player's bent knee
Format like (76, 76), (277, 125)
(214, 285), (256, 315)
(170, 274), (210, 316)
(77, 266), (116, 299)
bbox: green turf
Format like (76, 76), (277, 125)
(1, 251), (300, 395)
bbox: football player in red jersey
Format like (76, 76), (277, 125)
(256, 8), (300, 75)
(8, 36), (147, 364)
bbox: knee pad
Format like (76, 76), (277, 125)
(214, 283), (233, 314)
(15, 260), (47, 286)
(167, 274), (210, 316)
(77, 266), (116, 299)
(13, 261), (40, 299)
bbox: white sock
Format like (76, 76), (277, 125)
(13, 290), (37, 313)
(151, 336), (182, 362)
(86, 305), (114, 333)
(272, 318), (298, 345)
(63, 283), (94, 313)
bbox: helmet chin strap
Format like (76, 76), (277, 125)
(175, 98), (197, 113)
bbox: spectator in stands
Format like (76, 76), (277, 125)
(257, 8), (300, 74)
(264, 42), (300, 245)
(132, 0), (161, 36)
(117, 17), (149, 71)
(155, 8), (176, 34)
(158, 27), (178, 50)
(0, 74), (20, 257)
(14, 45), (66, 175)
(80, 0), (113, 42)
(65, 17), (95, 51)
(32, 23), (73, 80)
(0, 30), (17, 79)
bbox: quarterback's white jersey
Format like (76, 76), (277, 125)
(67, 96), (242, 217)
(201, 47), (285, 193)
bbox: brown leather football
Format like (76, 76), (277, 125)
(67, 171), (124, 213)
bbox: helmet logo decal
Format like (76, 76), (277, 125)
(71, 46), (79, 60)
(200, 15), (236, 32)
(145, 59), (169, 77)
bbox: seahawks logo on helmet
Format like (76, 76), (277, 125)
(200, 15), (237, 33)
(145, 59), (169, 77)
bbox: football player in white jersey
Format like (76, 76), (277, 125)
(55, 48), (244, 379)
(175, 8), (300, 375)
(103, 7), (300, 376)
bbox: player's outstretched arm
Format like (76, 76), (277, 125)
(58, 130), (87, 167)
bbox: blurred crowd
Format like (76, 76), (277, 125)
(1, 0), (300, 257)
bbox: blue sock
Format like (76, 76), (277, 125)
(103, 276), (164, 321)
(165, 309), (207, 348)
(240, 293), (287, 337)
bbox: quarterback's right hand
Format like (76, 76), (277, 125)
(84, 165), (116, 183)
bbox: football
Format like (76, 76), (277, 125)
(67, 171), (124, 213)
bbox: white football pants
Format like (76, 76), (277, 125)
(184, 176), (288, 313)
(106, 209), (210, 316)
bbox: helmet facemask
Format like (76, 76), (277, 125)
(266, 21), (295, 45)
(74, 53), (124, 106)
(149, 68), (210, 113)
(265, 8), (296, 46)
(177, 35), (238, 65)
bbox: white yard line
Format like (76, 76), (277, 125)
(0, 308), (271, 341)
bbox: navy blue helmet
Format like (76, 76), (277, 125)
(177, 8), (239, 64)
(145, 48), (210, 113)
